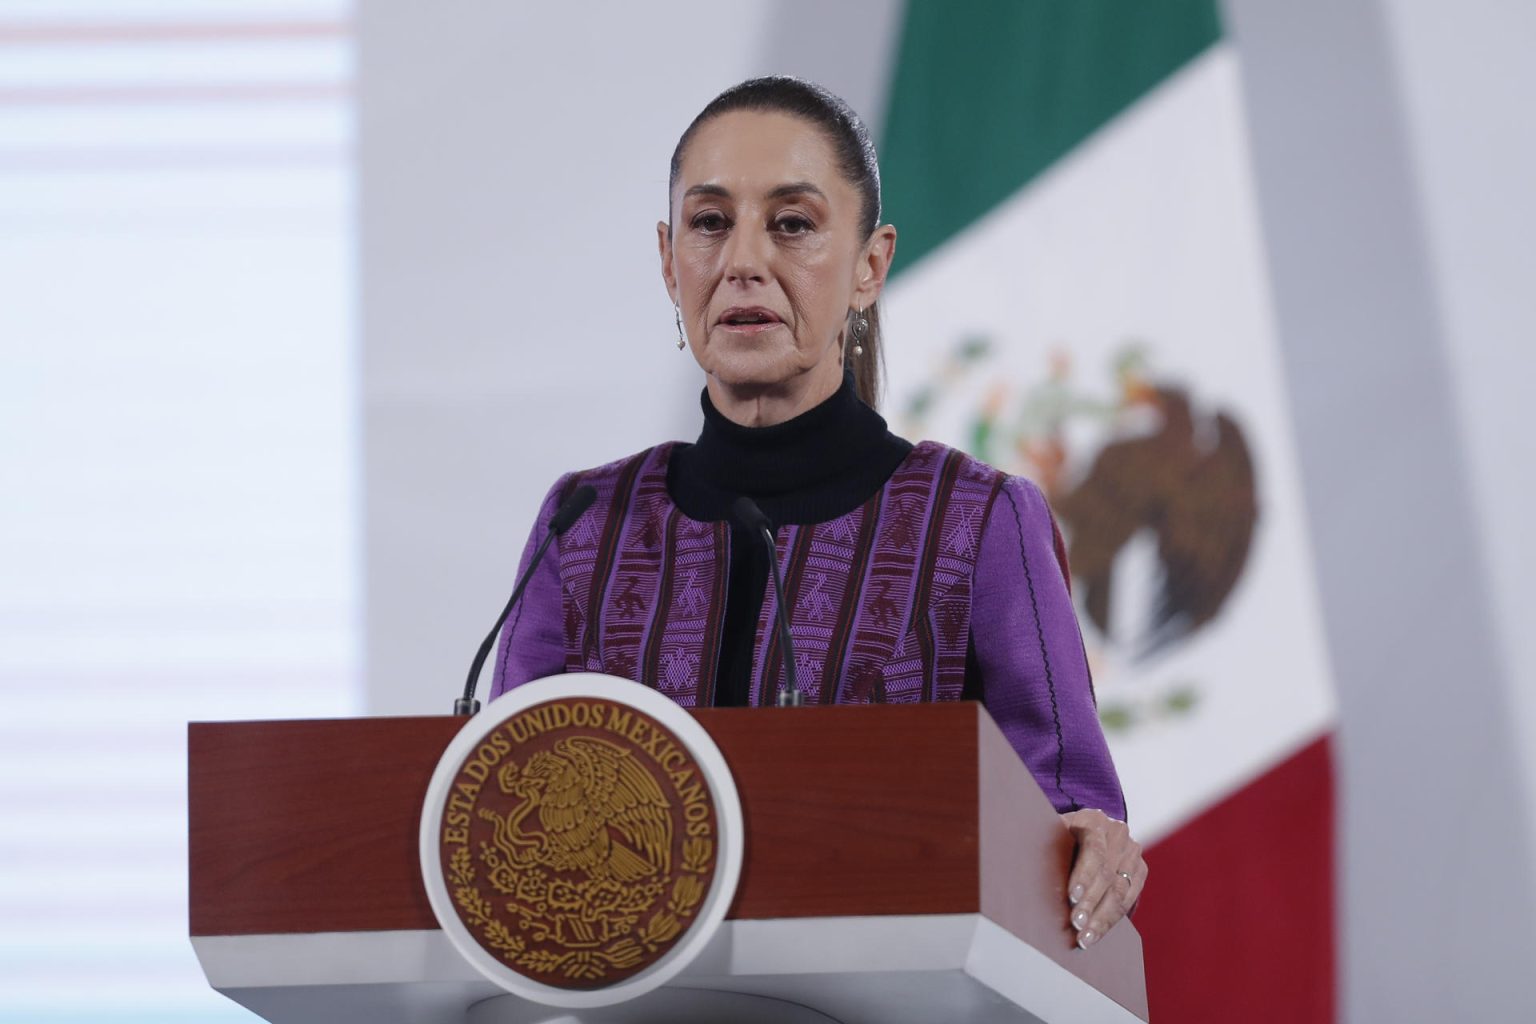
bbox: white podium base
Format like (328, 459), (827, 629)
(194, 914), (1141, 1024)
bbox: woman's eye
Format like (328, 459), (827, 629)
(691, 213), (728, 233)
(775, 215), (813, 235)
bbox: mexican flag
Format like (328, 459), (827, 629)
(877, 3), (1337, 1020)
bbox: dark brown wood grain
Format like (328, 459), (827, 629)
(188, 715), (461, 936)
(696, 703), (980, 921)
(189, 704), (981, 936)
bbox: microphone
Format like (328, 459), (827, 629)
(732, 496), (804, 707)
(455, 484), (597, 715)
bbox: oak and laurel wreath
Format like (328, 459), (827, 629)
(446, 835), (715, 981)
(449, 847), (526, 958)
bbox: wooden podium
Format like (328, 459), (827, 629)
(189, 702), (1147, 1023)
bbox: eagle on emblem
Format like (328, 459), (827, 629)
(1052, 376), (1258, 660)
(898, 338), (1257, 730)
(485, 737), (673, 882)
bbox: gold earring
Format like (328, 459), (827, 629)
(674, 305), (685, 350)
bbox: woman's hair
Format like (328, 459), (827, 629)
(669, 76), (888, 409)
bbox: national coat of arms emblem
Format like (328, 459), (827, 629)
(420, 675), (743, 1008)
(900, 338), (1260, 733)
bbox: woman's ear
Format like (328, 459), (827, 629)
(657, 220), (679, 304)
(852, 224), (897, 309)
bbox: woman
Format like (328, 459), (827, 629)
(492, 77), (1145, 949)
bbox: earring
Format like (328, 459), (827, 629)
(849, 308), (868, 357)
(674, 305), (686, 350)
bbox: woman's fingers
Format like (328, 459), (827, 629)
(1059, 808), (1146, 949)
(1078, 878), (1125, 949)
(1063, 809), (1110, 907)
(1082, 857), (1145, 947)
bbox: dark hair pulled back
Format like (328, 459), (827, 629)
(669, 76), (887, 409)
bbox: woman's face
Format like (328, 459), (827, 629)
(659, 110), (895, 406)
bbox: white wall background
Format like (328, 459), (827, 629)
(0, 1), (357, 1020)
(1226, 0), (1536, 1018)
(1384, 0), (1536, 849)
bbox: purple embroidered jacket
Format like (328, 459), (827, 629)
(491, 440), (1125, 818)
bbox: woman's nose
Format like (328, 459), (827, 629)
(722, 223), (769, 284)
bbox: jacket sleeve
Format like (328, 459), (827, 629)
(971, 474), (1127, 820)
(489, 475), (573, 699)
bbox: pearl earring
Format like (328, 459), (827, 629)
(849, 308), (868, 357)
(674, 305), (685, 351)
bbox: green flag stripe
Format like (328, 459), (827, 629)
(880, 0), (1222, 277)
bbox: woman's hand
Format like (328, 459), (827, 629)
(1060, 808), (1146, 949)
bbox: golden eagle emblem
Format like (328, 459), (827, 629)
(438, 698), (718, 987)
(484, 737), (673, 883)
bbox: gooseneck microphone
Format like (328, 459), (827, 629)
(732, 496), (804, 707)
(454, 484), (597, 715)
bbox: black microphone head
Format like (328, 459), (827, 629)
(732, 496), (773, 534)
(549, 484), (597, 535)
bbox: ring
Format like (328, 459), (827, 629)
(1116, 870), (1133, 885)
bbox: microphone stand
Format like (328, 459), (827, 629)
(455, 484), (596, 715)
(733, 497), (804, 707)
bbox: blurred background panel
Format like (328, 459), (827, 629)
(0, 1), (356, 1021)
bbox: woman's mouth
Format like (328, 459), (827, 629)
(717, 307), (784, 334)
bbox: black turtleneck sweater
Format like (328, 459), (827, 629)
(666, 373), (913, 706)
